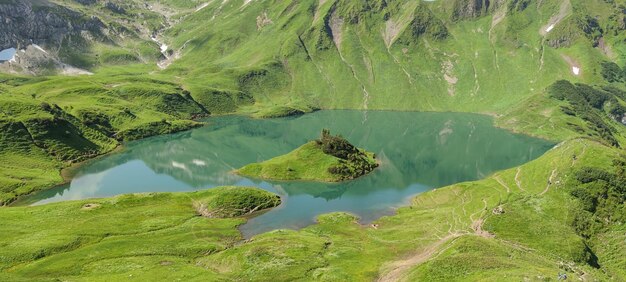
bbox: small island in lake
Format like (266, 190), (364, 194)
(237, 129), (378, 182)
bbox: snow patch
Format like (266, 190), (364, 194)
(32, 44), (48, 54)
(0, 48), (16, 62)
(151, 36), (174, 69)
(172, 161), (187, 170)
(192, 159), (207, 166)
(561, 54), (581, 77)
(540, 0), (571, 36)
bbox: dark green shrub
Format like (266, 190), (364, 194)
(317, 129), (358, 159)
(316, 129), (378, 180)
(78, 111), (111, 128)
(570, 156), (626, 239)
(601, 61), (624, 83)
(40, 102), (52, 112)
(549, 80), (622, 147)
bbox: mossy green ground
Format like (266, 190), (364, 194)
(237, 141), (377, 182)
(0, 186), (280, 281)
(0, 71), (206, 205)
(1, 0), (626, 280)
(1, 139), (624, 281)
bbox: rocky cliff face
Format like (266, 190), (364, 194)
(0, 0), (104, 51)
(451, 0), (492, 20)
(74, 0), (98, 5)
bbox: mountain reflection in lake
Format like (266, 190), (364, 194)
(22, 110), (554, 236)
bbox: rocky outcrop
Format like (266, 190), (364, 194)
(0, 0), (104, 51)
(0, 44), (93, 75)
(452, 0), (491, 21)
(507, 0), (531, 12)
(396, 4), (449, 45)
(74, 0), (98, 5)
(104, 2), (126, 14)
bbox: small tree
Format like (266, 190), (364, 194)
(601, 61), (624, 83)
(40, 102), (52, 112)
(317, 129), (357, 159)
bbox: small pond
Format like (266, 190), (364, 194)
(0, 48), (16, 61)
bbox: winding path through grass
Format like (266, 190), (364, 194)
(376, 233), (463, 282)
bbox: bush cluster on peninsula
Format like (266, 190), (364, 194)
(237, 129), (378, 182)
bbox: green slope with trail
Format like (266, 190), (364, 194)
(1, 0), (626, 280)
(1, 138), (625, 281)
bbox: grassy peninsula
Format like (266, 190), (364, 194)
(238, 130), (378, 182)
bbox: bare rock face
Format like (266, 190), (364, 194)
(104, 1), (126, 14)
(507, 0), (531, 12)
(0, 0), (104, 51)
(451, 0), (491, 21)
(73, 0), (98, 5)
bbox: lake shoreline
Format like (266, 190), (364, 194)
(10, 109), (555, 209)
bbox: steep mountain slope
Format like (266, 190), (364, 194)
(161, 0), (624, 113)
(0, 0), (170, 74)
(0, 0), (626, 279)
(0, 72), (207, 204)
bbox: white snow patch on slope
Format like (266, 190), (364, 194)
(32, 44), (48, 54)
(192, 159), (207, 166)
(172, 161), (188, 170)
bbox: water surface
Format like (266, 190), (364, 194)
(0, 48), (16, 61)
(23, 111), (553, 236)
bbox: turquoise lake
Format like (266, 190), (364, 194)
(24, 111), (554, 236)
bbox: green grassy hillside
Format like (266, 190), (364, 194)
(2, 0), (625, 203)
(161, 0), (624, 113)
(1, 0), (626, 280)
(1, 139), (624, 281)
(0, 186), (281, 280)
(0, 72), (206, 204)
(2, 0), (626, 203)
